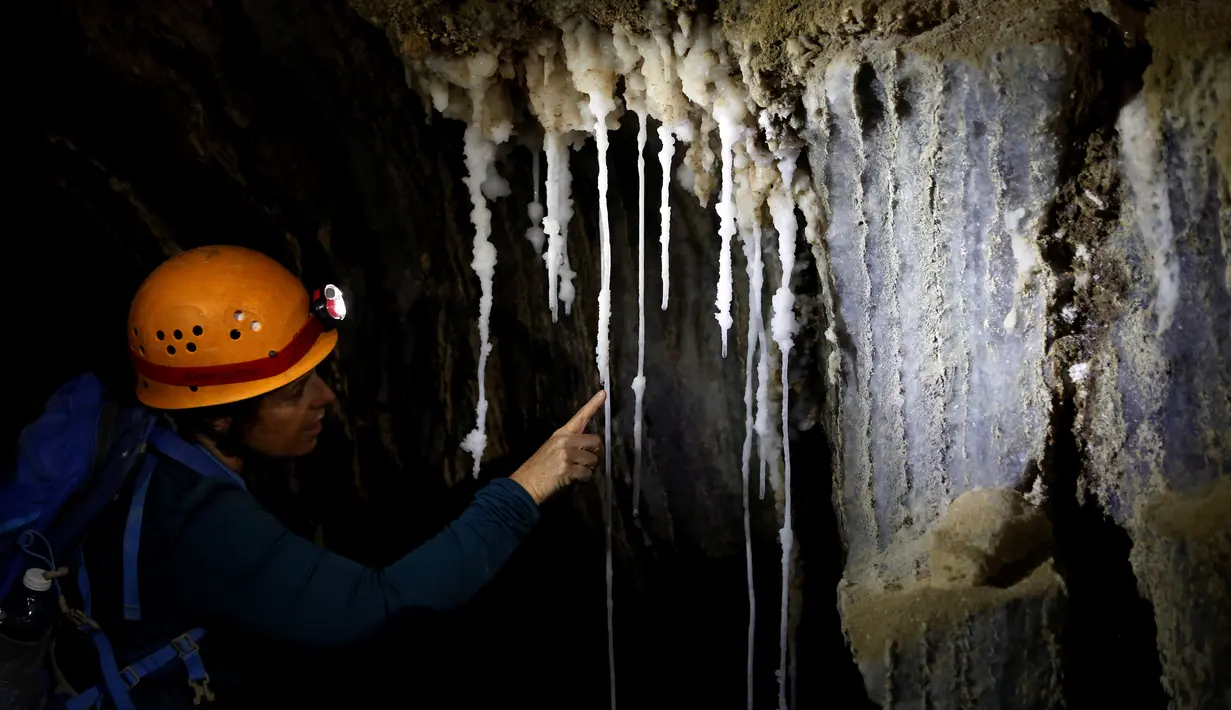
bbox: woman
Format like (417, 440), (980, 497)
(58, 245), (604, 708)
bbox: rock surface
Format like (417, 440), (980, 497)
(929, 488), (1053, 590)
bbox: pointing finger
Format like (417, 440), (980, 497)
(560, 390), (607, 434)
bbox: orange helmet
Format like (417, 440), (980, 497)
(127, 245), (346, 410)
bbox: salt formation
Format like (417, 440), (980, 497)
(410, 52), (514, 478)
(768, 151), (800, 710)
(734, 127), (778, 710)
(1118, 94), (1180, 336)
(407, 7), (806, 708)
(621, 3), (692, 308)
(525, 36), (586, 320)
(714, 103), (744, 356)
(613, 26), (650, 517)
(631, 111), (648, 515)
(657, 127), (676, 309)
(525, 141), (545, 252)
(558, 17), (621, 710)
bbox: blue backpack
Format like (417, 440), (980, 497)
(2, 373), (244, 710)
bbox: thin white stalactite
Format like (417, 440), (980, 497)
(715, 114), (740, 356)
(590, 96), (618, 710)
(769, 160), (798, 710)
(526, 144), (545, 253)
(739, 225), (763, 710)
(558, 142), (578, 316)
(632, 111), (648, 517)
(458, 62), (502, 479)
(544, 131), (564, 321)
(754, 222), (774, 502)
(658, 125), (675, 310)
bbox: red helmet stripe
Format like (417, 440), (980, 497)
(131, 316), (324, 388)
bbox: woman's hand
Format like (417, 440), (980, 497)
(510, 390), (606, 504)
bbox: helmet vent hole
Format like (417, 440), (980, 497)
(268, 350), (277, 358)
(156, 330), (165, 341)
(251, 321), (262, 332)
(186, 342), (197, 353)
(234, 311), (245, 322)
(193, 325), (203, 336)
(189, 386), (199, 393)
(140, 345), (146, 355)
(173, 329), (183, 340)
(142, 380), (149, 389)
(132, 328), (138, 336)
(230, 329), (242, 340)
(166, 345), (176, 355)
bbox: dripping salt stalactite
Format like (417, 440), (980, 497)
(525, 36), (581, 322)
(543, 131), (565, 320)
(714, 99), (744, 356)
(631, 110), (647, 517)
(737, 191), (761, 710)
(734, 126), (778, 710)
(561, 17), (620, 708)
(526, 138), (546, 253)
(657, 126), (675, 310)
(456, 53), (505, 478)
(756, 310), (775, 500)
(754, 111), (784, 503)
(593, 101), (617, 710)
(557, 143), (578, 316)
(629, 2), (689, 313)
(614, 24), (649, 519)
(768, 153), (800, 710)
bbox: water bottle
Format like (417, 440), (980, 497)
(0, 569), (55, 643)
(1, 569), (56, 710)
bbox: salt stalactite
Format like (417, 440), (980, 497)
(524, 36), (586, 320)
(525, 142), (546, 253)
(714, 99), (745, 356)
(614, 25), (649, 518)
(735, 162), (761, 710)
(561, 18), (620, 709)
(748, 125), (781, 503)
(674, 14), (750, 356)
(632, 113), (648, 516)
(755, 318), (776, 500)
(557, 139), (580, 316)
(657, 126), (676, 310)
(542, 132), (570, 319)
(628, 3), (691, 311)
(433, 52), (508, 479)
(768, 153), (799, 710)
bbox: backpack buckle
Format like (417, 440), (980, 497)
(119, 665), (141, 689)
(190, 677), (216, 706)
(171, 633), (215, 705)
(171, 633), (199, 656)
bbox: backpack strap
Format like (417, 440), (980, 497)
(121, 454), (158, 622)
(71, 551), (139, 710)
(63, 624), (212, 710)
(146, 428), (247, 491)
(123, 426), (246, 624)
(61, 427), (234, 710)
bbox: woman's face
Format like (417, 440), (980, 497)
(239, 370), (337, 458)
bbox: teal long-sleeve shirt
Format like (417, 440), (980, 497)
(173, 462), (539, 649)
(67, 443), (540, 708)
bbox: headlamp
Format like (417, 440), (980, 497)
(312, 284), (347, 330)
